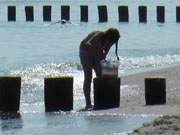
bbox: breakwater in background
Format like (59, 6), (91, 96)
(0, 0), (180, 23)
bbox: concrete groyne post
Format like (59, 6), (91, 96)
(8, 6), (16, 21)
(25, 6), (34, 22)
(139, 6), (147, 23)
(80, 5), (88, 22)
(0, 77), (21, 119)
(44, 77), (73, 112)
(43, 5), (51, 22)
(118, 6), (129, 22)
(145, 78), (166, 105)
(176, 6), (180, 22)
(157, 6), (165, 23)
(98, 5), (108, 22)
(93, 77), (120, 110)
(61, 5), (70, 21)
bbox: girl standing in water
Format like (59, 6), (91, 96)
(79, 28), (120, 110)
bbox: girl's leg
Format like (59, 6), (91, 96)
(83, 68), (93, 108)
(80, 52), (93, 109)
(93, 59), (102, 77)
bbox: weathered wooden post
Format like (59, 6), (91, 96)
(8, 6), (16, 21)
(0, 76), (21, 119)
(145, 77), (166, 105)
(139, 6), (147, 23)
(43, 5), (51, 22)
(157, 6), (165, 23)
(25, 6), (34, 22)
(98, 5), (108, 22)
(61, 5), (70, 21)
(118, 6), (129, 22)
(93, 77), (120, 110)
(176, 6), (180, 23)
(44, 76), (73, 112)
(80, 5), (88, 22)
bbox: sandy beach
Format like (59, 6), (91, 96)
(94, 64), (180, 116)
(120, 64), (180, 115)
(91, 64), (180, 134)
(120, 64), (180, 134)
(93, 64), (180, 115)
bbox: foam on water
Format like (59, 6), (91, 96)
(119, 53), (180, 72)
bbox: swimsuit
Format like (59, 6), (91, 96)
(80, 48), (88, 54)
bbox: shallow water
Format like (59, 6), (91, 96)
(0, 0), (179, 134)
(0, 112), (156, 135)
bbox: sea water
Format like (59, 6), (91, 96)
(0, 0), (180, 134)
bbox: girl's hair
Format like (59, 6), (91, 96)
(102, 28), (120, 43)
(102, 28), (120, 60)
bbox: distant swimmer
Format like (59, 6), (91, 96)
(50, 19), (72, 25)
(79, 28), (120, 110)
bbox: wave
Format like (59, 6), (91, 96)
(118, 53), (180, 71)
(9, 53), (180, 93)
(9, 53), (180, 88)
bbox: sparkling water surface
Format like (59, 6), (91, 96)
(0, 0), (180, 134)
(0, 113), (155, 135)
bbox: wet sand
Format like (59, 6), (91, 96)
(119, 65), (180, 134)
(94, 64), (180, 115)
(91, 64), (180, 134)
(120, 64), (180, 115)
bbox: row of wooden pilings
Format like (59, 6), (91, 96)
(0, 76), (166, 119)
(5, 5), (180, 23)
